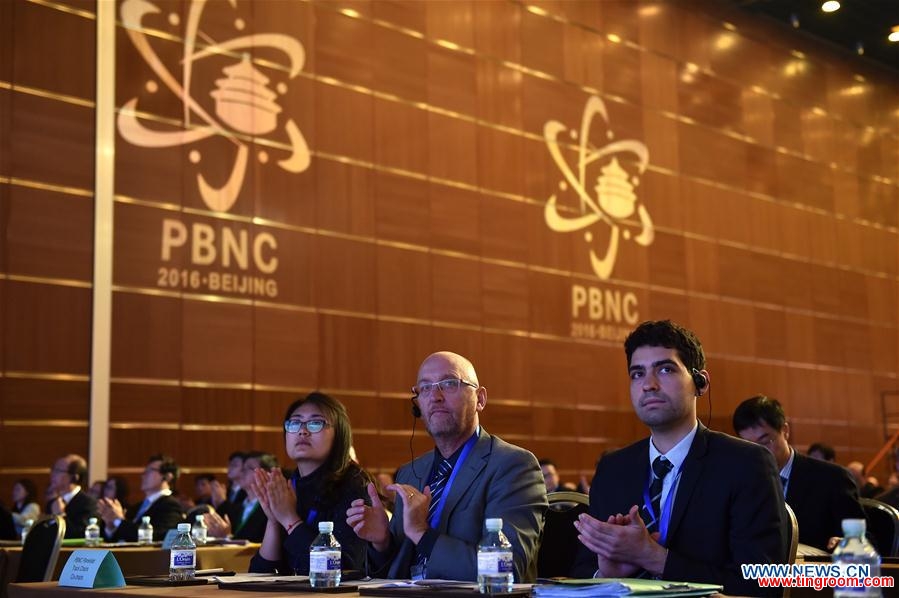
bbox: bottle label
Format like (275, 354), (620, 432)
(477, 551), (513, 574)
(170, 549), (196, 569)
(310, 550), (341, 572)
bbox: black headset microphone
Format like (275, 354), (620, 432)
(691, 368), (712, 426)
(409, 394), (423, 483)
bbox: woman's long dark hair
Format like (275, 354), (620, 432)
(283, 392), (372, 502)
(13, 478), (37, 511)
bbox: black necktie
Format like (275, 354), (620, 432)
(645, 457), (673, 534)
(780, 475), (788, 495)
(414, 459), (453, 568)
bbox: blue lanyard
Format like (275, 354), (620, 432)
(641, 464), (680, 546)
(428, 432), (478, 529)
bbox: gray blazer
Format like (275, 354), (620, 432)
(371, 428), (547, 582)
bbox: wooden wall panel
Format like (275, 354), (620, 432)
(3, 0), (899, 493)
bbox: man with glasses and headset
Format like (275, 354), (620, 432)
(347, 351), (547, 582)
(98, 454), (185, 541)
(47, 453), (99, 539)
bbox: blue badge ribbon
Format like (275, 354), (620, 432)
(427, 432), (478, 529)
(641, 464), (681, 546)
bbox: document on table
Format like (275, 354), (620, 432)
(533, 578), (722, 597)
(214, 573), (309, 584)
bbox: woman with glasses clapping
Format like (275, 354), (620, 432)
(248, 392), (374, 575)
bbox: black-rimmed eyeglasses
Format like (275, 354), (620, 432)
(284, 419), (330, 434)
(412, 377), (478, 397)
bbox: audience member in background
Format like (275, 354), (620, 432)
(249, 393), (372, 574)
(99, 454), (184, 541)
(103, 476), (131, 510)
(733, 395), (864, 552)
(11, 478), (41, 536)
(194, 474), (216, 506)
(847, 461), (883, 498)
(539, 459), (561, 492)
(47, 454), (99, 539)
(87, 480), (105, 500)
(347, 351), (546, 582)
(206, 451), (277, 542)
(571, 320), (787, 596)
(210, 452), (247, 515)
(226, 452), (247, 503)
(807, 442), (836, 463)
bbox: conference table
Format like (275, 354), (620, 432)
(0, 543), (258, 598)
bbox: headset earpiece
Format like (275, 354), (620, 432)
(411, 396), (421, 418)
(691, 368), (708, 394)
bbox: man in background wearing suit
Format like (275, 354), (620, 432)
(733, 395), (865, 552)
(98, 454), (184, 541)
(47, 454), (99, 539)
(205, 450), (275, 542)
(572, 320), (788, 596)
(347, 351), (547, 581)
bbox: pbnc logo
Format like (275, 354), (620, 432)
(543, 96), (653, 280)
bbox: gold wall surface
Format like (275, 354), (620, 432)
(1, 0), (898, 498)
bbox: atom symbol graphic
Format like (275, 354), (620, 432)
(118, 0), (310, 213)
(544, 96), (653, 280)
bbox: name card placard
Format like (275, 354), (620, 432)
(58, 550), (125, 588)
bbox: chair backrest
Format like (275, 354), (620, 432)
(784, 503), (799, 564)
(15, 515), (66, 582)
(860, 498), (899, 556)
(537, 491), (589, 578)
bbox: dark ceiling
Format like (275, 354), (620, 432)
(729, 0), (899, 73)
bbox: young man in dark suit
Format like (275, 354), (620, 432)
(98, 454), (185, 541)
(47, 454), (99, 539)
(734, 395), (865, 552)
(572, 320), (789, 596)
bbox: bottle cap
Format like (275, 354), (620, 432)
(141, 516), (151, 524)
(318, 521), (335, 533)
(177, 522), (192, 532)
(88, 517), (97, 524)
(486, 518), (503, 531)
(841, 518), (866, 536)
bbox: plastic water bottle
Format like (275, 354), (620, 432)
(21, 518), (34, 545)
(477, 518), (514, 593)
(191, 514), (208, 545)
(85, 517), (101, 546)
(833, 519), (881, 597)
(169, 523), (196, 581)
(309, 521), (341, 588)
(137, 515), (153, 545)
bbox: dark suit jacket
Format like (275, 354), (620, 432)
(370, 429), (547, 582)
(786, 452), (865, 551)
(47, 490), (98, 540)
(572, 425), (789, 597)
(109, 495), (184, 542)
(231, 501), (267, 542)
(0, 504), (16, 540)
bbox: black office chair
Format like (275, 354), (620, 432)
(15, 515), (66, 582)
(860, 498), (899, 557)
(537, 491), (589, 578)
